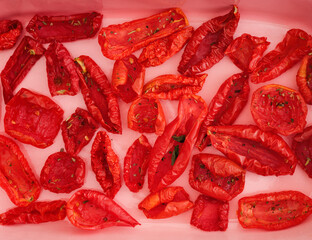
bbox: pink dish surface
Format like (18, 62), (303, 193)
(0, 0), (312, 239)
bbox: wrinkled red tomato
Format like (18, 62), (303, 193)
(0, 19), (22, 50)
(296, 53), (312, 104)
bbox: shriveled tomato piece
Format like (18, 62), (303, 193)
(296, 53), (312, 104)
(0, 19), (22, 50)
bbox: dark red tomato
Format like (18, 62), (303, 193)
(0, 200), (66, 225)
(189, 154), (245, 201)
(0, 135), (40, 207)
(142, 74), (207, 100)
(138, 186), (193, 219)
(251, 84), (307, 136)
(191, 195), (229, 231)
(45, 41), (80, 96)
(26, 12), (103, 43)
(61, 107), (98, 156)
(124, 135), (152, 192)
(196, 72), (249, 151)
(292, 126), (312, 178)
(112, 54), (145, 103)
(1, 36), (45, 103)
(178, 5), (239, 75)
(0, 20), (22, 50)
(237, 191), (312, 230)
(75, 55), (122, 134)
(91, 131), (121, 199)
(296, 53), (312, 104)
(138, 26), (194, 67)
(127, 96), (166, 135)
(225, 33), (270, 72)
(4, 88), (64, 148)
(98, 8), (188, 60)
(67, 189), (140, 230)
(207, 125), (297, 176)
(40, 152), (85, 193)
(250, 29), (312, 83)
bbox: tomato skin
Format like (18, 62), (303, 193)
(237, 191), (312, 230)
(4, 88), (64, 148)
(207, 125), (297, 176)
(1, 36), (45, 103)
(0, 135), (40, 207)
(178, 5), (239, 75)
(189, 154), (245, 201)
(66, 189), (140, 230)
(98, 8), (188, 60)
(91, 131), (121, 199)
(250, 29), (312, 83)
(0, 200), (66, 225)
(296, 53), (312, 104)
(251, 84), (307, 136)
(138, 186), (193, 219)
(0, 20), (22, 50)
(26, 12), (103, 43)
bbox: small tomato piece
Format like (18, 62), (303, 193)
(296, 53), (312, 104)
(0, 19), (22, 50)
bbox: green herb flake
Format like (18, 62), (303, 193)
(82, 200), (89, 204)
(305, 157), (311, 166)
(72, 158), (76, 162)
(172, 135), (186, 143)
(171, 145), (179, 166)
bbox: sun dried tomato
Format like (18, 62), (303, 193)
(75, 55), (122, 134)
(138, 26), (194, 67)
(0, 19), (22, 50)
(237, 191), (312, 230)
(0, 135), (40, 207)
(26, 12), (103, 43)
(138, 186), (193, 219)
(143, 73), (207, 100)
(112, 54), (145, 103)
(40, 152), (85, 193)
(207, 125), (297, 176)
(91, 131), (121, 198)
(251, 84), (307, 136)
(178, 5), (239, 75)
(296, 53), (312, 104)
(1, 36), (45, 103)
(148, 95), (207, 192)
(250, 29), (312, 83)
(127, 96), (166, 135)
(98, 8), (188, 60)
(189, 154), (245, 201)
(45, 41), (80, 96)
(191, 194), (229, 231)
(0, 200), (66, 225)
(4, 88), (64, 148)
(196, 72), (249, 151)
(67, 189), (139, 230)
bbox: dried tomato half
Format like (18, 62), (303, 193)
(61, 107), (98, 156)
(207, 125), (297, 176)
(26, 12), (103, 43)
(225, 33), (270, 72)
(67, 189), (140, 230)
(143, 74), (207, 100)
(0, 20), (22, 50)
(75, 55), (122, 134)
(127, 96), (166, 135)
(138, 26), (194, 67)
(189, 154), (245, 201)
(178, 5), (239, 75)
(45, 41), (80, 96)
(196, 72), (249, 151)
(251, 84), (307, 136)
(91, 131), (121, 198)
(138, 186), (193, 219)
(0, 135), (40, 207)
(4, 88), (64, 148)
(191, 195), (229, 231)
(296, 53), (312, 104)
(40, 152), (85, 193)
(250, 29), (312, 83)
(0, 200), (66, 225)
(148, 95), (207, 192)
(124, 135), (152, 192)
(112, 54), (145, 103)
(98, 8), (188, 60)
(1, 36), (45, 103)
(237, 191), (312, 230)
